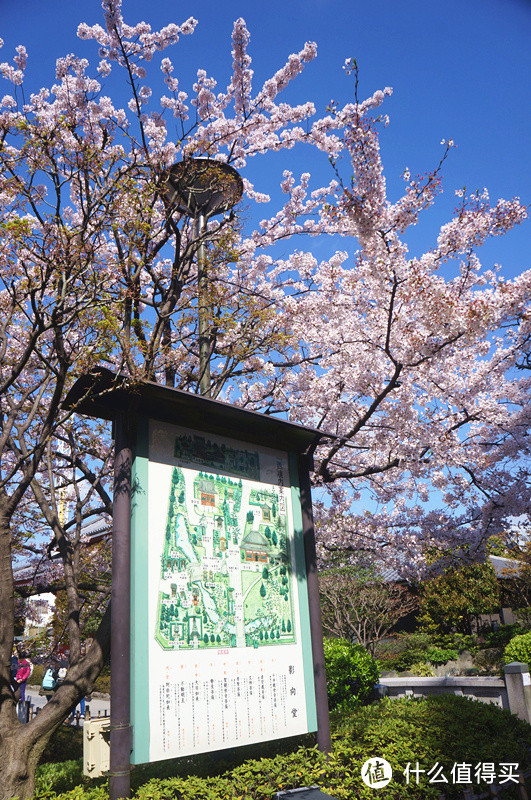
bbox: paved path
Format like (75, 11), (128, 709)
(26, 686), (110, 723)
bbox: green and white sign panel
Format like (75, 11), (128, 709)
(130, 419), (317, 764)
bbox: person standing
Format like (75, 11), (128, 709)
(15, 652), (31, 705)
(40, 661), (58, 702)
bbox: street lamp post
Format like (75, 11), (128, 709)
(161, 159), (243, 397)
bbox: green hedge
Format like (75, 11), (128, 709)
(34, 694), (531, 800)
(504, 630), (531, 666)
(322, 637), (379, 709)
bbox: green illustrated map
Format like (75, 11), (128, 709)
(155, 434), (295, 651)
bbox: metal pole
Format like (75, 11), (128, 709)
(109, 412), (132, 800)
(298, 452), (331, 753)
(196, 212), (211, 397)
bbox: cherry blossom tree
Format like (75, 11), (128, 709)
(0, 0), (530, 795)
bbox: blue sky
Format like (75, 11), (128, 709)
(1, 0), (530, 278)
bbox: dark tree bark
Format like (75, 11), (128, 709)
(0, 583), (111, 800)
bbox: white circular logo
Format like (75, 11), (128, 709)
(361, 757), (393, 788)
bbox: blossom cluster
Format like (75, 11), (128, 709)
(1, 2), (530, 582)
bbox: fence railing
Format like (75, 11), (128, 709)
(378, 674), (509, 707)
(378, 661), (531, 723)
(19, 700), (108, 725)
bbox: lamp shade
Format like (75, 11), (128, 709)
(161, 158), (243, 217)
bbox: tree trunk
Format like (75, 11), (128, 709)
(0, 604), (111, 799)
(0, 714), (54, 800)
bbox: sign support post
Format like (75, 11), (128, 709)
(109, 412), (133, 800)
(299, 453), (331, 754)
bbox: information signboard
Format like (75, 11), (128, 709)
(130, 418), (317, 764)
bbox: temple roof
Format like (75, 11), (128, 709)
(241, 529), (271, 549)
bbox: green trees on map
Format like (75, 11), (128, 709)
(157, 457), (297, 655)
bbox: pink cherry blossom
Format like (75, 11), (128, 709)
(0, 13), (530, 786)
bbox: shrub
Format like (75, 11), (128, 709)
(504, 630), (531, 666)
(35, 760), (87, 796)
(374, 636), (409, 671)
(329, 694), (531, 799)
(322, 637), (379, 710)
(35, 696), (531, 800)
(433, 632), (477, 653)
(375, 632), (432, 672)
(425, 646), (459, 665)
(482, 623), (525, 650)
(40, 726), (84, 764)
(376, 628), (520, 673)
(406, 661), (435, 676)
(392, 649), (426, 672)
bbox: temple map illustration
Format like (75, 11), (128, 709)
(155, 433), (296, 651)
